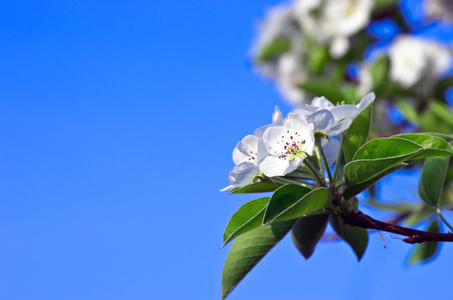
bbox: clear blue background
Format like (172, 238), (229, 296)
(0, 0), (452, 299)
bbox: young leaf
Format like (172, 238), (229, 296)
(390, 134), (453, 159)
(330, 214), (369, 261)
(345, 138), (423, 186)
(344, 100), (372, 163)
(299, 80), (344, 103)
(256, 38), (291, 62)
(419, 157), (450, 207)
(263, 186), (331, 225)
(221, 220), (295, 300)
(343, 164), (407, 199)
(229, 182), (281, 194)
(222, 197), (270, 247)
(291, 214), (330, 259)
(370, 55), (390, 93)
(407, 220), (440, 265)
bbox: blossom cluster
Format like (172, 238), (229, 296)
(222, 93), (375, 191)
(253, 0), (374, 104)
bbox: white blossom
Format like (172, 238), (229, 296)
(222, 135), (267, 191)
(294, 0), (374, 58)
(298, 93), (375, 136)
(260, 115), (315, 177)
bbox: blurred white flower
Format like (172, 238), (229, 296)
(424, 0), (453, 22)
(253, 4), (308, 105)
(389, 35), (451, 88)
(295, 0), (374, 58)
(357, 65), (373, 97)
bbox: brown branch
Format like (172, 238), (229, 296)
(342, 211), (453, 244)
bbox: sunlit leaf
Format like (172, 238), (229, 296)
(221, 220), (295, 300)
(222, 197), (269, 247)
(263, 186), (331, 225)
(344, 100), (372, 163)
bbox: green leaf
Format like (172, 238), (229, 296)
(429, 101), (453, 128)
(344, 100), (373, 163)
(424, 132), (453, 143)
(345, 138), (423, 186)
(343, 164), (407, 199)
(291, 214), (330, 259)
(419, 157), (450, 207)
(255, 38), (291, 62)
(222, 197), (270, 247)
(396, 99), (419, 124)
(221, 220), (295, 300)
(390, 134), (453, 159)
(299, 80), (344, 103)
(345, 134), (453, 189)
(404, 205), (436, 227)
(229, 181), (282, 194)
(369, 55), (390, 93)
(330, 214), (369, 261)
(407, 220), (440, 265)
(263, 186), (331, 225)
(307, 45), (329, 74)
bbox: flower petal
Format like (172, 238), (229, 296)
(356, 92), (375, 113)
(307, 109), (335, 132)
(263, 126), (289, 157)
(308, 96), (334, 110)
(272, 106), (284, 125)
(233, 135), (259, 165)
(328, 105), (359, 123)
(260, 156), (302, 177)
(323, 138), (340, 167)
(326, 118), (353, 136)
(228, 162), (260, 187)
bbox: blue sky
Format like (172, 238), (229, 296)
(0, 0), (452, 299)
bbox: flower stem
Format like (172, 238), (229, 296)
(302, 160), (326, 187)
(437, 207), (453, 232)
(314, 138), (325, 177)
(316, 141), (333, 185)
(332, 133), (345, 182)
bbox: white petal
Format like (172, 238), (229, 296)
(272, 106), (284, 125)
(301, 124), (315, 156)
(287, 107), (311, 120)
(329, 105), (359, 123)
(326, 119), (353, 136)
(220, 185), (234, 192)
(309, 96), (334, 109)
(254, 124), (272, 139)
(323, 138), (341, 167)
(260, 156), (303, 177)
(263, 126), (289, 157)
(233, 135), (259, 165)
(356, 92), (375, 113)
(308, 110), (335, 132)
(228, 162), (260, 187)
